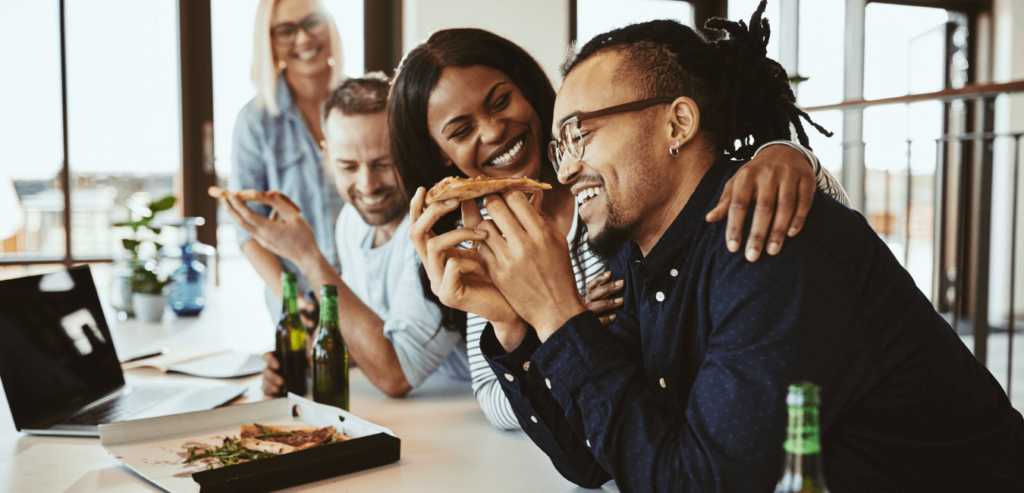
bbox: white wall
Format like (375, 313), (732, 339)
(401, 0), (571, 87)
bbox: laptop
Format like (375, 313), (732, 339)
(0, 265), (246, 437)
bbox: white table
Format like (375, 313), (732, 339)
(0, 261), (614, 492)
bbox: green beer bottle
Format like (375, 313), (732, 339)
(312, 285), (349, 410)
(274, 272), (307, 396)
(774, 382), (829, 493)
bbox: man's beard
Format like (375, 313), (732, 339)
(587, 200), (639, 264)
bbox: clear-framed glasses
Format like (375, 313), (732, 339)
(270, 12), (328, 47)
(547, 97), (674, 172)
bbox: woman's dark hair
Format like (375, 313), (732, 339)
(387, 28), (558, 335)
(562, 0), (831, 159)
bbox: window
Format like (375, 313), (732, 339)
(861, 3), (949, 295)
(65, 0), (182, 258)
(0, 1), (65, 260)
(576, 0), (693, 49)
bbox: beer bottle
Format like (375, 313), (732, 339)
(312, 285), (348, 410)
(774, 382), (829, 493)
(274, 272), (307, 396)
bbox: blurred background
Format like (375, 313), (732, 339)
(1, 0), (1022, 402)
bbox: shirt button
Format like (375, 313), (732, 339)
(505, 373), (514, 382)
(522, 361), (531, 372)
(530, 416), (538, 423)
(655, 291), (665, 302)
(545, 378), (552, 389)
(669, 269), (679, 277)
(586, 439), (591, 447)
(659, 377), (666, 388)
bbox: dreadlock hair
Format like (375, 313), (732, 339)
(387, 28), (558, 337)
(561, 0), (831, 160)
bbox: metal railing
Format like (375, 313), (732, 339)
(804, 81), (1024, 398)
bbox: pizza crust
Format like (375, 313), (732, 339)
(424, 176), (552, 206)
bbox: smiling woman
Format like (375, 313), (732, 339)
(228, 0), (347, 322)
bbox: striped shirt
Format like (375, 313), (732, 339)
(466, 141), (847, 430)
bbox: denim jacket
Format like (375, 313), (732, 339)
(229, 75), (345, 315)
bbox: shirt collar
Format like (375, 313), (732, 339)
(275, 73), (298, 118)
(633, 158), (734, 278)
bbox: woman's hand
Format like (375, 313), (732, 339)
(408, 188), (522, 334)
(705, 144), (815, 262)
(222, 193), (320, 265)
(475, 191), (588, 342)
(585, 271), (624, 326)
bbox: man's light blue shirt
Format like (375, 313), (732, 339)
(336, 207), (470, 387)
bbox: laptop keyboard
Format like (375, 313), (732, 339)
(61, 387), (184, 425)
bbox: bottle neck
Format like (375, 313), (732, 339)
(784, 403), (821, 456)
(282, 281), (299, 315)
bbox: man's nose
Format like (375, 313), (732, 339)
(357, 166), (381, 194)
(557, 157), (582, 185)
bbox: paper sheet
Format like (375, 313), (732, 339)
(168, 352), (266, 379)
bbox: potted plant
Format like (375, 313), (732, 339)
(112, 195), (176, 321)
(129, 260), (172, 322)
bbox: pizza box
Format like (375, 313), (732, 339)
(98, 394), (400, 493)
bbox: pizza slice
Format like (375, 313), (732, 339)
(238, 424), (348, 455)
(424, 176), (552, 206)
(208, 186), (301, 213)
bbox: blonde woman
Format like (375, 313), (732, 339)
(229, 0), (347, 325)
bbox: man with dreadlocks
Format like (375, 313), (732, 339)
(464, 3), (1024, 492)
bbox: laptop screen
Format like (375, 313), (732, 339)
(0, 265), (124, 430)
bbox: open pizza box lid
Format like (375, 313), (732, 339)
(99, 394), (400, 493)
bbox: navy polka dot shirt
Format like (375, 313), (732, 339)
(479, 159), (1024, 492)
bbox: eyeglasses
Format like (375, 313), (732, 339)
(270, 12), (328, 47)
(547, 97), (674, 172)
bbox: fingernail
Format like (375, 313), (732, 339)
(768, 242), (779, 255)
(604, 271), (612, 278)
(616, 280), (624, 287)
(746, 248), (758, 262)
(728, 240), (740, 252)
(615, 298), (623, 304)
(788, 227), (799, 236)
(609, 314), (617, 321)
(445, 199), (457, 206)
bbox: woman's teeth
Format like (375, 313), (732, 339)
(489, 138), (524, 166)
(295, 46), (320, 61)
(361, 195), (386, 205)
(576, 187), (601, 204)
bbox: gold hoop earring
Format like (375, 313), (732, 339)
(670, 144), (680, 158)
(278, 60), (287, 70)
(327, 57), (336, 67)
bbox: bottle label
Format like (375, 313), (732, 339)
(783, 405), (821, 455)
(321, 294), (339, 324)
(282, 280), (297, 300)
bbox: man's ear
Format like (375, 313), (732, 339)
(666, 96), (700, 147)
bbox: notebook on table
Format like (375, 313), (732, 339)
(0, 265), (246, 437)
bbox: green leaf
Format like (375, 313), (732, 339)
(149, 227), (161, 235)
(789, 74), (810, 85)
(122, 239), (141, 253)
(154, 242), (164, 252)
(149, 195), (177, 213)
